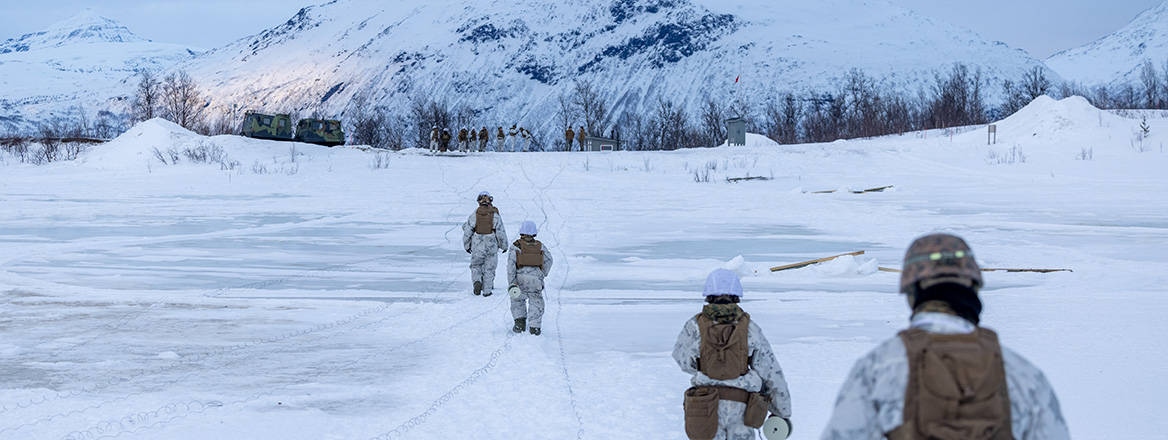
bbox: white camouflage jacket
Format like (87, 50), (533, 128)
(672, 314), (793, 417)
(820, 312), (1070, 440)
(461, 209), (507, 254)
(507, 239), (552, 291)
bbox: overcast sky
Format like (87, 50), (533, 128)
(0, 0), (1163, 58)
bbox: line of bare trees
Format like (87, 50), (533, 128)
(19, 58), (1168, 156)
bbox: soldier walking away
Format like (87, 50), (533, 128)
(820, 233), (1070, 440)
(468, 127), (478, 153)
(478, 127), (489, 152)
(458, 128), (469, 153)
(577, 126), (586, 150)
(439, 128), (452, 153)
(496, 126), (505, 152)
(508, 124), (519, 152)
(507, 220), (553, 335)
(673, 268), (793, 440)
(430, 126), (439, 153)
(462, 192), (508, 297)
(565, 126), (575, 151)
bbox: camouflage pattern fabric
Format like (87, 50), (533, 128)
(820, 312), (1070, 440)
(673, 313), (792, 439)
(900, 233), (983, 294)
(507, 239), (553, 327)
(462, 209), (508, 295)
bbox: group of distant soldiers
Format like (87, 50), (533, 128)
(427, 125), (591, 153)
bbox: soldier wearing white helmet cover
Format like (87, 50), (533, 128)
(461, 191), (507, 297)
(673, 268), (792, 440)
(821, 233), (1070, 440)
(507, 220), (552, 335)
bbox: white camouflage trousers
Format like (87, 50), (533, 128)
(510, 289), (545, 328)
(710, 400), (757, 440)
(468, 241), (499, 295)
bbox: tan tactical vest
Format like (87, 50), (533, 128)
(695, 313), (751, 380)
(886, 327), (1013, 440)
(515, 239), (544, 268)
(474, 206), (497, 235)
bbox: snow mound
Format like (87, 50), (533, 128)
(743, 133), (781, 148)
(996, 95), (1121, 135)
(83, 118), (202, 166)
(81, 118), (365, 171)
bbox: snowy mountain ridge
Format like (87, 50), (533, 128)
(1047, 1), (1168, 87)
(0, 0), (1120, 137)
(182, 0), (1053, 135)
(0, 11), (200, 135)
(0, 9), (147, 54)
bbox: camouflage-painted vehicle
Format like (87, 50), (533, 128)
(240, 112), (293, 141)
(294, 118), (345, 147)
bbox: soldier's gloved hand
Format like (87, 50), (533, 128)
(500, 248), (507, 253)
(465, 247), (471, 254)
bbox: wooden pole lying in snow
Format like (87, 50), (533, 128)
(770, 251), (865, 272)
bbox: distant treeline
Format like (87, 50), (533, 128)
(9, 60), (1168, 153)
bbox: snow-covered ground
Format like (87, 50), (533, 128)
(1, 96), (1165, 439)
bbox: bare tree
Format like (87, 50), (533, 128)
(408, 94), (452, 149)
(131, 70), (161, 123)
(557, 92), (579, 135)
(777, 93), (801, 144)
(651, 96), (695, 150)
(925, 63), (985, 129)
(1140, 59), (1160, 108)
(616, 110), (649, 151)
(159, 70), (206, 131)
(348, 93), (408, 150)
(573, 79), (609, 137)
(699, 95), (725, 147)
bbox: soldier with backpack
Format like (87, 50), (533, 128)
(496, 126), (506, 152)
(458, 128), (469, 153)
(507, 220), (553, 335)
(673, 268), (792, 440)
(439, 128), (451, 152)
(820, 233), (1070, 440)
(461, 192), (508, 297)
(478, 127), (489, 152)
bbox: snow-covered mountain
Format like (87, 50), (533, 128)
(183, 0), (1053, 135)
(1047, 1), (1168, 88)
(0, 10), (201, 135)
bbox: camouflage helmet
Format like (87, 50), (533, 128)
(899, 233), (982, 294)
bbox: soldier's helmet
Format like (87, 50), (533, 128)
(477, 191), (492, 204)
(703, 268), (742, 298)
(899, 233), (982, 295)
(519, 220), (538, 236)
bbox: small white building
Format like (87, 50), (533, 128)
(582, 135), (621, 152)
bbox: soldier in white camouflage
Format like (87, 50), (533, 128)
(461, 191), (507, 297)
(507, 220), (553, 335)
(673, 269), (792, 440)
(820, 233), (1070, 440)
